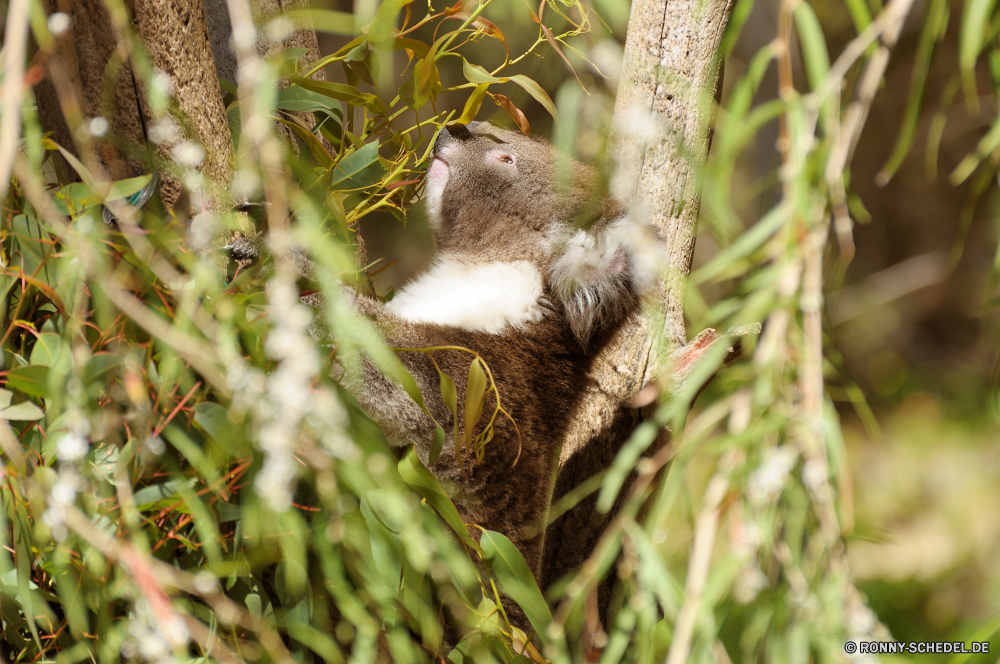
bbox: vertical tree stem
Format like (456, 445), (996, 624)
(0, 0), (29, 201)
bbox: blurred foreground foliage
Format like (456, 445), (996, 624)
(3, 0), (1000, 662)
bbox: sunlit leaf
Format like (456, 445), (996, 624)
(960, 0), (996, 105)
(398, 447), (483, 554)
(276, 86), (337, 113)
(0, 401), (45, 421)
(7, 366), (51, 399)
(456, 84), (491, 125)
(508, 75), (558, 120)
(480, 530), (552, 636)
(368, 0), (414, 46)
(494, 94), (531, 134)
(330, 141), (387, 191)
(462, 357), (488, 448)
(463, 60), (500, 85)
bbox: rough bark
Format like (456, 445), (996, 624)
(127, 0), (235, 205)
(541, 0), (735, 600)
(205, 0), (330, 149)
(35, 0), (330, 205)
(35, 0), (149, 183)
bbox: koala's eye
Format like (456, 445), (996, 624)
(497, 154), (515, 166)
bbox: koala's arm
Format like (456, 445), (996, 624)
(333, 293), (442, 453)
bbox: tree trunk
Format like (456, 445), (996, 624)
(127, 0), (236, 205)
(34, 0), (329, 206)
(541, 0), (735, 604)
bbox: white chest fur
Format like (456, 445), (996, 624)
(387, 259), (546, 334)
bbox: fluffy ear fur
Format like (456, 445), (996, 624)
(550, 216), (662, 346)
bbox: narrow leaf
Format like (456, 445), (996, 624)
(276, 118), (334, 168)
(330, 141), (387, 191)
(508, 75), (558, 120)
(960, 0), (996, 105)
(429, 424), (446, 465)
(538, 23), (587, 92)
(480, 530), (552, 635)
(463, 59), (500, 85)
(398, 447), (483, 554)
(456, 84), (490, 125)
(495, 94), (530, 134)
(462, 357), (488, 448)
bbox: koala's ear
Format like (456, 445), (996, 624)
(550, 216), (662, 346)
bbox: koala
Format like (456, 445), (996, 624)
(339, 122), (662, 585)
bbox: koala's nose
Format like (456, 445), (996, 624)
(434, 124), (473, 155)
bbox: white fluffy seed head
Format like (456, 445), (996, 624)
(88, 116), (109, 137)
(148, 118), (179, 145)
(266, 17), (294, 43)
(172, 141), (205, 168)
(48, 12), (71, 35)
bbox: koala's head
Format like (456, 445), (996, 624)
(426, 122), (600, 259)
(424, 122), (661, 344)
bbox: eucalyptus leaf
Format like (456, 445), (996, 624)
(330, 141), (386, 191)
(0, 401), (44, 421)
(462, 357), (488, 448)
(7, 366), (51, 399)
(480, 530), (552, 636)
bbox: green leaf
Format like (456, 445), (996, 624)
(104, 174), (153, 204)
(691, 204), (786, 285)
(480, 530), (552, 636)
(360, 491), (403, 595)
(218, 77), (238, 95)
(440, 372), (458, 428)
(398, 447), (483, 554)
(276, 117), (334, 167)
(393, 359), (428, 412)
(951, 112), (1000, 183)
(7, 366), (51, 399)
(463, 60), (500, 85)
(877, 0), (949, 183)
(793, 3), (830, 92)
(508, 75), (558, 121)
(295, 9), (356, 36)
(392, 37), (429, 59)
(29, 332), (69, 371)
(456, 83), (491, 125)
(960, 0), (997, 102)
(843, 0), (873, 32)
(429, 424), (446, 465)
(132, 478), (196, 510)
(162, 424), (222, 486)
(400, 55), (442, 110)
(289, 76), (385, 114)
(462, 358), (488, 448)
(0, 401), (44, 421)
(84, 354), (120, 383)
(194, 402), (249, 457)
(597, 422), (660, 514)
(276, 86), (337, 113)
(330, 141), (386, 191)
(368, 0), (414, 46)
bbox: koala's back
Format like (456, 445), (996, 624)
(375, 301), (593, 575)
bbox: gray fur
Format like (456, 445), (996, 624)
(300, 123), (661, 602)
